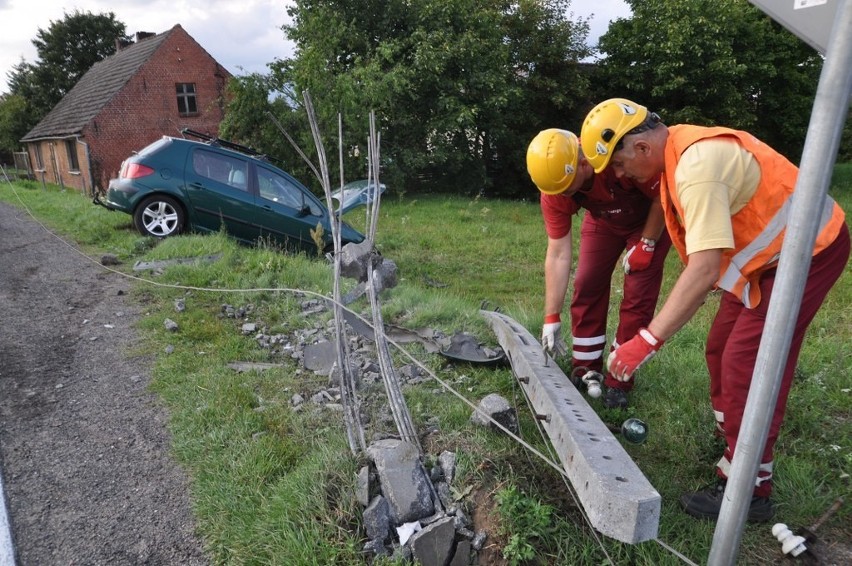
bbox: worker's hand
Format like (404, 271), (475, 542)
(607, 328), (663, 381)
(541, 315), (568, 358)
(622, 239), (655, 274)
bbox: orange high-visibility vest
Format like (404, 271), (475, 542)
(661, 125), (846, 308)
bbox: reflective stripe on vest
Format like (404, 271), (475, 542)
(717, 195), (837, 308)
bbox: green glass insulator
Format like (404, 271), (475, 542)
(621, 418), (648, 444)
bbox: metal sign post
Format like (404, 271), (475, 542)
(709, 1), (852, 564)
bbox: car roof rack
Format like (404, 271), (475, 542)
(180, 128), (270, 161)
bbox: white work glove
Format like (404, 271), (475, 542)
(622, 238), (656, 274)
(541, 314), (568, 357)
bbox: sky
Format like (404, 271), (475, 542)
(0, 0), (631, 95)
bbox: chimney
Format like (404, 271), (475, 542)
(136, 31), (155, 42)
(114, 38), (133, 51)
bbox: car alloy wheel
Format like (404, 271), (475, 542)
(134, 195), (186, 237)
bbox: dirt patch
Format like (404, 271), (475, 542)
(804, 526), (852, 566)
(470, 486), (508, 566)
(0, 202), (208, 564)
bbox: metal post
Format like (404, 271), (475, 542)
(708, 2), (852, 564)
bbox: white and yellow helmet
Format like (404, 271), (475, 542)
(580, 98), (649, 173)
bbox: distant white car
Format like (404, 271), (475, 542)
(332, 180), (386, 213)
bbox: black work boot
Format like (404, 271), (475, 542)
(603, 387), (629, 409)
(679, 480), (775, 522)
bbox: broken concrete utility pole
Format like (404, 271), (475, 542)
(482, 310), (660, 544)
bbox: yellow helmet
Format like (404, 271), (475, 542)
(526, 129), (580, 195)
(580, 98), (649, 173)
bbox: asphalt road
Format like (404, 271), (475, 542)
(0, 200), (208, 565)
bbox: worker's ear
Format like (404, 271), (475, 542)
(634, 139), (652, 156)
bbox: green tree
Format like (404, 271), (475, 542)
(0, 94), (33, 161)
(4, 59), (43, 138)
(218, 73), (319, 189)
(265, 0), (591, 196)
(6, 10), (129, 120)
(593, 0), (822, 161)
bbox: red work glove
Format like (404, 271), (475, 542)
(541, 313), (568, 357)
(622, 238), (656, 274)
(607, 328), (664, 381)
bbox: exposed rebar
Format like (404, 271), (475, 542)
(302, 91), (365, 454)
(363, 110), (420, 450)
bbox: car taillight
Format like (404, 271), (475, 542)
(123, 163), (155, 179)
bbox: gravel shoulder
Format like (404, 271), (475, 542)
(0, 201), (208, 565)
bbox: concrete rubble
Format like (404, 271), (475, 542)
(213, 294), (494, 563)
(359, 441), (486, 564)
(367, 439), (434, 523)
(213, 244), (501, 562)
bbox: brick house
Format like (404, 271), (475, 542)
(21, 25), (231, 194)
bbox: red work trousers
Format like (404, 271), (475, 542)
(570, 213), (672, 390)
(706, 224), (850, 497)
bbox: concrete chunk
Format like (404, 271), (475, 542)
(438, 450), (456, 485)
(338, 241), (378, 281)
(470, 393), (518, 434)
(356, 466), (370, 507)
(449, 540), (471, 566)
(363, 495), (392, 541)
(409, 516), (455, 566)
(366, 439), (434, 523)
(302, 340), (337, 373)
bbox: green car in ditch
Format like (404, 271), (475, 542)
(96, 132), (379, 254)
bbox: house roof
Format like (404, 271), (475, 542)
(21, 26), (177, 141)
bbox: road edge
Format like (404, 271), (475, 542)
(0, 460), (16, 566)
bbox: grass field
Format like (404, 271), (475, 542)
(1, 165), (850, 565)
